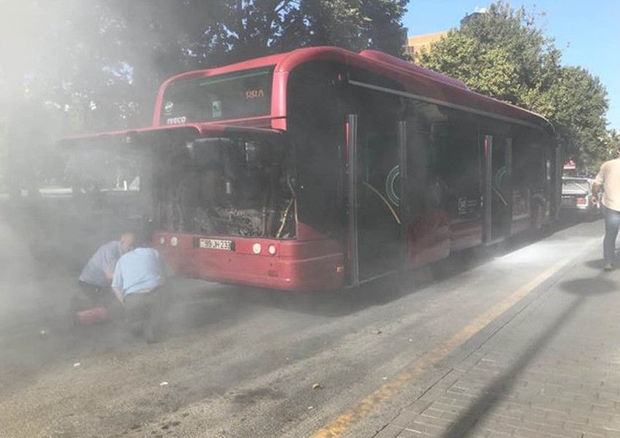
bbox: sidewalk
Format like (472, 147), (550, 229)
(377, 235), (620, 437)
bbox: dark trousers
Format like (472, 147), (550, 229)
(75, 281), (112, 308)
(124, 288), (164, 342)
(603, 206), (620, 264)
(73, 281), (122, 319)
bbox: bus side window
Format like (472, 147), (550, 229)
(406, 104), (480, 220)
(433, 116), (480, 218)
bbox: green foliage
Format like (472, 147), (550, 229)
(417, 1), (609, 174)
(602, 130), (620, 161)
(0, 0), (409, 192)
(541, 66), (608, 172)
(297, 0), (408, 55)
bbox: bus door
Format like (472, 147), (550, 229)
(483, 134), (512, 243)
(346, 113), (404, 285)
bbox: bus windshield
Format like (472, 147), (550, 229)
(160, 66), (274, 125)
(155, 134), (295, 239)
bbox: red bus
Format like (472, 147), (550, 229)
(62, 46), (560, 291)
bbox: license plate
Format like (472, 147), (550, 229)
(198, 238), (234, 251)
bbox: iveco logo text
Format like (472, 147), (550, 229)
(166, 116), (186, 125)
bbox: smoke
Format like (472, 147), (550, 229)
(0, 209), (39, 323)
(0, 0), (207, 373)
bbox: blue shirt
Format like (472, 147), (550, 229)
(79, 241), (121, 287)
(112, 248), (168, 297)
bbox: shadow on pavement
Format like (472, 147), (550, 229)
(561, 275), (617, 296)
(199, 230), (564, 320)
(162, 281), (264, 334)
(557, 210), (601, 228)
(440, 273), (615, 438)
(584, 251), (620, 272)
(584, 259), (605, 270)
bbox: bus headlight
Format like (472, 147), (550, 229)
(268, 244), (277, 255)
(170, 236), (178, 247)
(159, 237), (165, 245)
(252, 243), (262, 254)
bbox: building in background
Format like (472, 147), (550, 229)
(460, 8), (489, 26)
(404, 31), (448, 58)
(405, 8), (489, 58)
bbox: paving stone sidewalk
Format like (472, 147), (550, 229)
(378, 246), (620, 438)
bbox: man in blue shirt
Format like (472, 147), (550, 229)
(75, 233), (135, 309)
(112, 247), (170, 342)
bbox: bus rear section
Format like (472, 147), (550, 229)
(62, 125), (345, 291)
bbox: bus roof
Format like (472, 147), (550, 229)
(157, 46), (553, 133)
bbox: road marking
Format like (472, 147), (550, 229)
(311, 241), (598, 438)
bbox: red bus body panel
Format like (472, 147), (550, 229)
(154, 233), (344, 291)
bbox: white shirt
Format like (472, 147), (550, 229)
(595, 158), (620, 211)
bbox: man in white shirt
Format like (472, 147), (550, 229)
(592, 155), (620, 270)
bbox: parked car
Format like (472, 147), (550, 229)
(561, 177), (599, 214)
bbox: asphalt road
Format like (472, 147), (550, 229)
(0, 214), (605, 438)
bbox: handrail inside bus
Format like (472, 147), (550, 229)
(362, 181), (401, 225)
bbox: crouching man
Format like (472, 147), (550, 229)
(73, 233), (135, 322)
(78, 233), (135, 301)
(112, 246), (170, 342)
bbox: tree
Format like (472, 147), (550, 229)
(417, 2), (608, 173)
(540, 66), (608, 172)
(2, 0), (409, 129)
(52, 0), (409, 128)
(297, 0), (408, 55)
(602, 130), (620, 162)
(0, 1), (409, 192)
